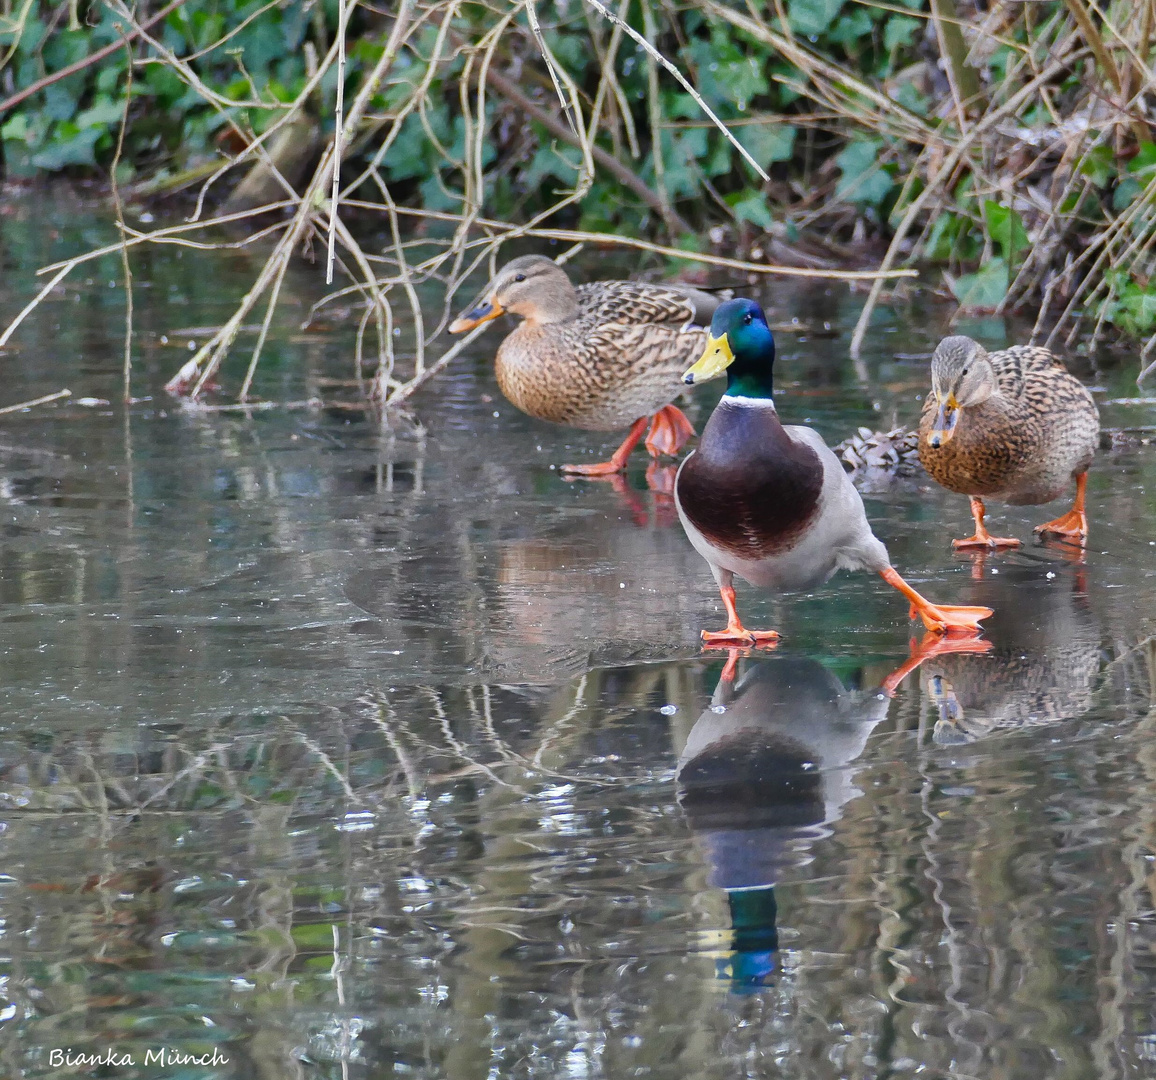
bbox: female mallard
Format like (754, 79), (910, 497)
(675, 299), (993, 645)
(449, 255), (719, 474)
(918, 335), (1100, 549)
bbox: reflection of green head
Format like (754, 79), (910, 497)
(722, 887), (778, 990)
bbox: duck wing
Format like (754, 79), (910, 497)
(576, 281), (719, 331)
(988, 345), (1069, 399)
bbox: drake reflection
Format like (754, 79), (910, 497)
(676, 652), (890, 989)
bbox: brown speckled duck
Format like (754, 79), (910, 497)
(918, 336), (1100, 549)
(448, 255), (720, 475)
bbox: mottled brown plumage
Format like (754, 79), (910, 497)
(917, 336), (1099, 548)
(449, 256), (718, 474)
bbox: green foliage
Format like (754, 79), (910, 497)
(727, 189), (775, 229)
(1, 0), (337, 179)
(835, 139), (894, 206)
(0, 0), (930, 237)
(788, 0), (846, 38)
(950, 259), (1009, 310)
(983, 200), (1029, 263)
(1104, 270), (1156, 335)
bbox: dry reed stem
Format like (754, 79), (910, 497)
(584, 0), (772, 183)
(325, 0), (350, 286)
(851, 47), (1092, 358)
(0, 389), (72, 414)
(5, 0), (1155, 402)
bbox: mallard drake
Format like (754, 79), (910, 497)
(448, 255), (720, 474)
(918, 336), (1100, 549)
(674, 298), (994, 645)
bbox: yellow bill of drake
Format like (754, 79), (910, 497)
(928, 392), (961, 448)
(682, 333), (735, 385)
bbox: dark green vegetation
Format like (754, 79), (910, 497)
(3, 0), (1156, 395)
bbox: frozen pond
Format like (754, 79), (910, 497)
(1, 191), (1155, 1078)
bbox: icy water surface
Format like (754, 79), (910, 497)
(1, 192), (1156, 1078)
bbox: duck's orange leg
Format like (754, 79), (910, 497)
(879, 632), (993, 696)
(1034, 472), (1088, 545)
(719, 647), (742, 683)
(560, 416), (649, 476)
(952, 497), (1021, 551)
(879, 567), (993, 634)
(644, 405), (696, 458)
(702, 575), (780, 648)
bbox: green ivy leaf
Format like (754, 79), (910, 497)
(835, 139), (893, 205)
(949, 258), (1009, 310)
(1107, 278), (1156, 334)
(76, 98), (124, 129)
(727, 190), (775, 230)
(884, 15), (921, 50)
(736, 121), (796, 173)
(31, 124), (103, 169)
(1078, 145), (1114, 187)
(983, 200), (1029, 262)
(1128, 141), (1156, 175)
(787, 0), (846, 36)
(924, 212), (960, 261)
(827, 9), (873, 47)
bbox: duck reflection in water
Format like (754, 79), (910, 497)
(676, 652), (892, 990)
(908, 563), (1103, 744)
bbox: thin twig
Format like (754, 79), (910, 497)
(325, 0), (349, 285)
(0, 389), (72, 414)
(110, 42), (135, 404)
(583, 0), (772, 183)
(0, 0), (187, 114)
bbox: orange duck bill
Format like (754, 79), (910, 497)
(448, 297), (504, 334)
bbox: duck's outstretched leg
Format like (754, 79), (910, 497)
(702, 571), (780, 648)
(719, 647), (742, 683)
(879, 567), (994, 634)
(560, 416), (648, 476)
(1034, 472), (1088, 545)
(879, 632), (993, 696)
(952, 497), (1021, 550)
(644, 405), (695, 457)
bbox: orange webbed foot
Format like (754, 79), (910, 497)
(560, 415), (649, 476)
(645, 461), (677, 495)
(560, 459), (626, 477)
(915, 603), (995, 635)
(702, 628), (781, 648)
(952, 496), (1020, 551)
(952, 534), (1021, 551)
(880, 567), (992, 636)
(644, 405), (695, 458)
(1033, 508), (1087, 545)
